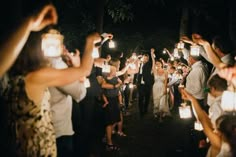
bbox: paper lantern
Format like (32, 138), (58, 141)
(108, 40), (115, 48)
(102, 62), (111, 73)
(194, 121), (203, 131)
(190, 45), (200, 56)
(42, 29), (64, 57)
(179, 103), (192, 119)
(177, 41), (185, 49)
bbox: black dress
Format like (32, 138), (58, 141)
(103, 77), (121, 126)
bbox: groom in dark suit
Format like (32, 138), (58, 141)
(136, 53), (154, 117)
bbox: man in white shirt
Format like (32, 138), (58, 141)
(49, 55), (86, 157)
(198, 36), (235, 111)
(185, 55), (209, 109)
(185, 55), (209, 156)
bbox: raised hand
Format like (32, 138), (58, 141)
(180, 36), (193, 45)
(101, 33), (113, 40)
(30, 4), (58, 32)
(150, 48), (155, 58)
(192, 33), (202, 40)
(193, 37), (208, 46)
(87, 32), (102, 44)
(181, 89), (193, 101)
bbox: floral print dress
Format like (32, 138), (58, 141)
(4, 76), (57, 157)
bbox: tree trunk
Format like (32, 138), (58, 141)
(95, 0), (105, 33)
(179, 7), (189, 38)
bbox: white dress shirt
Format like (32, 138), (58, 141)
(208, 96), (223, 129)
(185, 61), (208, 99)
(49, 57), (86, 138)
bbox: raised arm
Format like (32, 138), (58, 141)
(193, 34), (227, 69)
(27, 32), (101, 88)
(181, 89), (221, 150)
(116, 64), (129, 77)
(180, 35), (194, 45)
(150, 48), (156, 74)
(0, 4), (57, 77)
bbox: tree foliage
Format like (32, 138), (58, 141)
(106, 0), (134, 23)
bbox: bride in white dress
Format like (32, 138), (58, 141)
(151, 49), (170, 120)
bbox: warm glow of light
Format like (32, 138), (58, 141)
(102, 62), (111, 73)
(179, 103), (192, 119)
(194, 121), (203, 131)
(190, 45), (200, 56)
(177, 66), (182, 70)
(221, 90), (236, 112)
(42, 29), (64, 57)
(177, 41), (185, 49)
(129, 83), (134, 89)
(109, 40), (115, 48)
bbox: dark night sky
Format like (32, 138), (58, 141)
(100, 0), (232, 56)
(0, 0), (232, 56)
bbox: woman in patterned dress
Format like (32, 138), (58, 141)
(3, 4), (101, 156)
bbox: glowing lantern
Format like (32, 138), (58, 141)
(102, 61), (111, 73)
(194, 121), (203, 131)
(109, 40), (115, 48)
(177, 41), (185, 49)
(179, 102), (192, 119)
(42, 29), (64, 57)
(163, 49), (167, 54)
(92, 48), (99, 58)
(190, 45), (200, 56)
(129, 83), (134, 89)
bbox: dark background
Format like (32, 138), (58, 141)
(1, 0), (236, 59)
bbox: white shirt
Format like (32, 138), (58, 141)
(207, 53), (234, 106)
(49, 57), (86, 138)
(185, 61), (208, 99)
(208, 96), (223, 129)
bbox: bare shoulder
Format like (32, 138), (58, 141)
(25, 73), (46, 105)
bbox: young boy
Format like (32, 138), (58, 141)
(207, 74), (228, 128)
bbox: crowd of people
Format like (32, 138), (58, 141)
(1, 1), (236, 157)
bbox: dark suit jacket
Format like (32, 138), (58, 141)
(137, 61), (154, 87)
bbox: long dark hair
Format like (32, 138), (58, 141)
(9, 31), (49, 77)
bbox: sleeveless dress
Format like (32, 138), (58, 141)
(103, 77), (121, 126)
(152, 73), (169, 116)
(4, 76), (57, 157)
